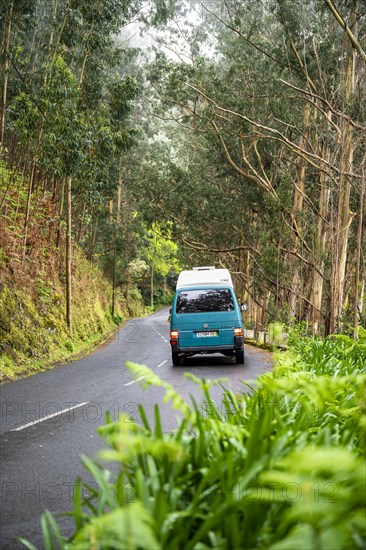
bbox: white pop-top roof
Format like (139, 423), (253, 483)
(176, 266), (233, 289)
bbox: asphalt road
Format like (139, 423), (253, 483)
(0, 308), (272, 549)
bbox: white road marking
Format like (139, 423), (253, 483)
(11, 402), (89, 432)
(152, 323), (169, 345)
(156, 360), (167, 369)
(124, 375), (147, 387)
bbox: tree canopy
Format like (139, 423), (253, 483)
(1, 0), (365, 334)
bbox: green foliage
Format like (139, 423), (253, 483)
(64, 340), (73, 352)
(24, 337), (366, 549)
(0, 227), (146, 380)
(143, 222), (181, 277)
(0, 258), (120, 381)
(289, 333), (366, 377)
(268, 321), (286, 345)
(2, 0), (183, 331)
(0, 246), (7, 268)
(286, 321), (313, 346)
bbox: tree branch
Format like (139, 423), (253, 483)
(323, 0), (366, 62)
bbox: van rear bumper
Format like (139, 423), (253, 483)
(171, 336), (243, 353)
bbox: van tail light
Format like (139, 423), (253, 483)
(234, 328), (243, 336)
(170, 330), (179, 339)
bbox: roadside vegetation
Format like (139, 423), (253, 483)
(21, 330), (366, 550)
(0, 159), (172, 381)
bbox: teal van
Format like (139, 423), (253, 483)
(170, 267), (244, 366)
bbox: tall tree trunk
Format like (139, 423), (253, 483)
(262, 290), (271, 326)
(22, 125), (43, 259)
(13, 149), (29, 224)
(40, 2), (69, 87)
(309, 128), (331, 334)
(112, 173), (123, 317)
(243, 251), (253, 319)
(329, 14), (356, 332)
(116, 174), (122, 227)
(77, 201), (86, 242)
(289, 103), (310, 318)
(49, 7), (69, 70)
(111, 243), (117, 318)
(353, 159), (365, 334)
(48, 0), (59, 52)
(78, 50), (89, 87)
(56, 178), (65, 248)
(0, 0), (13, 149)
(109, 196), (116, 311)
(88, 219), (98, 262)
(150, 263), (154, 309)
(66, 175), (72, 335)
(358, 277), (365, 324)
(121, 171), (132, 308)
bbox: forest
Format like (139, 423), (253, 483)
(1, 2), (366, 548)
(0, 0), (365, 361)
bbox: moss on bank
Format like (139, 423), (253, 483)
(0, 162), (145, 382)
(0, 248), (143, 381)
(0, 254), (146, 381)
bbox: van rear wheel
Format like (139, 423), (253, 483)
(172, 352), (180, 366)
(235, 348), (244, 364)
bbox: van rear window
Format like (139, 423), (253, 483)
(176, 289), (234, 314)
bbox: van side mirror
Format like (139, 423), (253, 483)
(240, 303), (247, 312)
(169, 307), (172, 314)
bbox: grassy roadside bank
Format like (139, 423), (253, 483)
(0, 250), (145, 382)
(0, 161), (146, 382)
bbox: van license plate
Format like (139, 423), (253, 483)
(196, 331), (218, 337)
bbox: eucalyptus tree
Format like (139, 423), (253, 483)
(141, 5), (311, 325)
(142, 0), (366, 333)
(36, 56), (89, 334)
(2, 0), (182, 329)
(0, 0), (38, 148)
